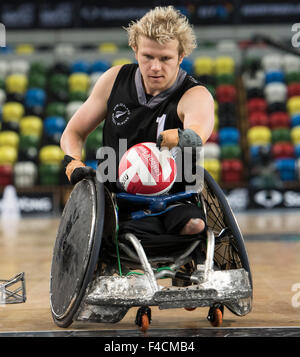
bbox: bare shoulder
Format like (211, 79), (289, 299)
(178, 85), (214, 117)
(181, 85), (214, 104)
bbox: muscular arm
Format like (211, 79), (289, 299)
(60, 65), (122, 159)
(157, 85), (215, 149)
(177, 85), (215, 144)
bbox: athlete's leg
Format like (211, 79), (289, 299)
(180, 218), (205, 235)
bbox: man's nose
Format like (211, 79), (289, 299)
(151, 59), (161, 71)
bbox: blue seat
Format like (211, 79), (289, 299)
(219, 127), (240, 146)
(265, 71), (285, 84)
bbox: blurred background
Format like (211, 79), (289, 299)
(1, 0), (300, 216)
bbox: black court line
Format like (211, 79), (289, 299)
(1, 327), (300, 337)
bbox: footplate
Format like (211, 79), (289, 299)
(77, 268), (252, 322)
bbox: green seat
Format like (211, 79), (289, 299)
(30, 62), (49, 76)
(28, 73), (47, 89)
(46, 102), (66, 118)
(216, 74), (235, 85)
(19, 134), (40, 149)
(19, 134), (40, 161)
(286, 71), (300, 84)
(85, 127), (103, 160)
(272, 128), (290, 143)
(69, 91), (88, 102)
(39, 163), (61, 185)
(221, 144), (241, 159)
(49, 74), (69, 93)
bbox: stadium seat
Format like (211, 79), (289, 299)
(204, 158), (221, 182)
(215, 56), (235, 75)
(203, 142), (220, 160)
(269, 112), (290, 129)
(275, 158), (296, 181)
(14, 161), (38, 188)
(68, 73), (90, 92)
(6, 74), (28, 94)
(20, 116), (43, 137)
(39, 145), (64, 165)
(219, 127), (240, 146)
(0, 165), (13, 186)
(272, 142), (294, 159)
(0, 131), (19, 148)
(247, 126), (271, 146)
(70, 60), (90, 74)
(261, 54), (282, 71)
(221, 159), (243, 182)
(272, 128), (291, 143)
(0, 146), (18, 165)
(287, 96), (300, 116)
(194, 57), (214, 76)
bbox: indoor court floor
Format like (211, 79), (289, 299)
(1, 208), (300, 338)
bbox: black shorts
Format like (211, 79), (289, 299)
(118, 203), (206, 255)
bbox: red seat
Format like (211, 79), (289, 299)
(269, 112), (290, 129)
(0, 165), (13, 186)
(288, 83), (300, 98)
(221, 159), (243, 182)
(247, 98), (267, 114)
(272, 142), (294, 159)
(216, 85), (236, 103)
(248, 111), (268, 127)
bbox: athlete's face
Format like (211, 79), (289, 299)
(134, 36), (184, 96)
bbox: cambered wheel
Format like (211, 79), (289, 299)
(50, 178), (105, 328)
(202, 170), (253, 287)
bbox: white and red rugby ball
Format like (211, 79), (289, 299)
(118, 142), (177, 196)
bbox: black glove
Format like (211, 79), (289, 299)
(63, 155), (95, 185)
(69, 166), (96, 185)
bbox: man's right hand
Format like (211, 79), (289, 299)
(63, 155), (96, 185)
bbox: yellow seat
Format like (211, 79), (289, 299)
(291, 126), (300, 145)
(204, 158), (221, 182)
(68, 73), (90, 92)
(247, 126), (272, 146)
(112, 58), (132, 66)
(6, 74), (28, 94)
(287, 96), (300, 116)
(215, 56), (235, 75)
(2, 102), (25, 121)
(15, 44), (34, 55)
(0, 131), (19, 148)
(194, 57), (214, 76)
(98, 42), (118, 53)
(39, 145), (64, 165)
(20, 116), (43, 137)
(0, 146), (18, 165)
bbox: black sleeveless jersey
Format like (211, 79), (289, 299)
(101, 63), (201, 192)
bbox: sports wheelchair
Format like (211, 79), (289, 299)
(50, 168), (252, 331)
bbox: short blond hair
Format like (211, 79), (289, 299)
(125, 6), (197, 57)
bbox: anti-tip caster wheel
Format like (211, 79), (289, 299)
(207, 303), (224, 327)
(135, 306), (152, 332)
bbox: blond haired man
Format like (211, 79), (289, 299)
(61, 6), (214, 240)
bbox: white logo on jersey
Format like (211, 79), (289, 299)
(112, 103), (130, 126)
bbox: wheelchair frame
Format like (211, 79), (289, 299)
(50, 169), (252, 330)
